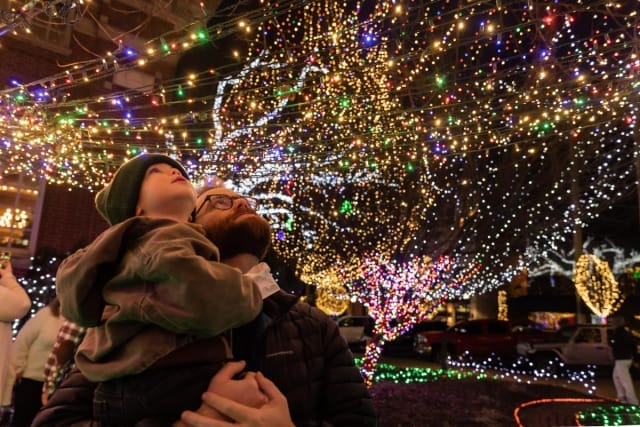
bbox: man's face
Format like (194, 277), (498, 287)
(195, 187), (272, 260)
(136, 163), (196, 220)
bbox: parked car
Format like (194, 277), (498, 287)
(413, 319), (551, 361)
(337, 315), (373, 347)
(383, 320), (447, 356)
(517, 325), (616, 368)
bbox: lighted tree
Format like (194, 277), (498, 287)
(340, 253), (481, 387)
(186, 0), (639, 296)
(0, 0), (639, 325)
(184, 0), (436, 283)
(526, 236), (637, 317)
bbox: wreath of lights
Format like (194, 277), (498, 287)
(315, 284), (350, 317)
(573, 254), (624, 318)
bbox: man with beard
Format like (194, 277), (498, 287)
(33, 184), (376, 427)
(177, 186), (377, 426)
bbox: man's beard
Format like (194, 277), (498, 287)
(209, 214), (272, 260)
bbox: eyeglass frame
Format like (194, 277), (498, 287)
(193, 194), (259, 218)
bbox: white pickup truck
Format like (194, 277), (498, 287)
(517, 325), (615, 368)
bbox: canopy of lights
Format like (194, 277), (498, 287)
(1, 0), (638, 300)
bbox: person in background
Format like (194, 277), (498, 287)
(0, 257), (30, 425)
(41, 320), (86, 404)
(611, 316), (639, 405)
(10, 298), (65, 427)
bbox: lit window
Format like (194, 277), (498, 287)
(0, 174), (43, 257)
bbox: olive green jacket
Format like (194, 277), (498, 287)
(56, 217), (263, 382)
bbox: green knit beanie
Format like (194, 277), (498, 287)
(95, 153), (189, 225)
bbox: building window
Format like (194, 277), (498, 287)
(0, 173), (44, 259)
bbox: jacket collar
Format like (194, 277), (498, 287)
(262, 290), (300, 320)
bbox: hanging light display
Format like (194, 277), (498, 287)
(573, 254), (624, 318)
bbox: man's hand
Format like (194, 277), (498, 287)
(179, 372), (294, 427)
(174, 361), (268, 426)
(206, 361), (267, 409)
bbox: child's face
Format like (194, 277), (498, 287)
(135, 163), (196, 220)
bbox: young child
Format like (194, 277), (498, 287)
(56, 153), (272, 425)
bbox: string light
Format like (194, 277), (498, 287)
(368, 356), (636, 426)
(12, 255), (58, 337)
(341, 253), (481, 387)
(514, 398), (608, 427)
(576, 404), (640, 427)
(354, 351), (599, 395)
(0, 207), (29, 229)
(527, 238), (640, 280)
(0, 0), (637, 328)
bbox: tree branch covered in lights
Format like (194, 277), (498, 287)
(13, 252), (60, 335)
(340, 253), (481, 387)
(528, 237), (640, 279)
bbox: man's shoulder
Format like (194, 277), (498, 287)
(262, 292), (344, 345)
(266, 291), (330, 321)
(287, 300), (336, 327)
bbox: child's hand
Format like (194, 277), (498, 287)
(206, 361), (268, 409)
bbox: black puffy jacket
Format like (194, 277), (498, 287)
(33, 291), (377, 427)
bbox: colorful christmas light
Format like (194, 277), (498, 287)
(0, 0), (637, 318)
(341, 253), (481, 386)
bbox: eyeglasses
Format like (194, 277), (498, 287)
(194, 194), (259, 217)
